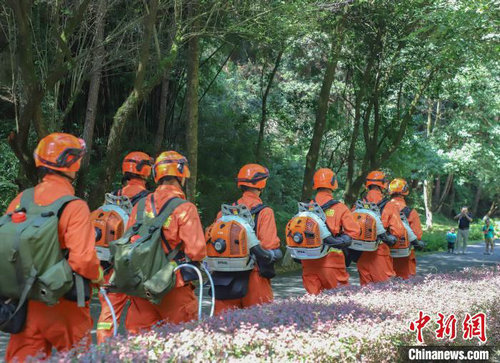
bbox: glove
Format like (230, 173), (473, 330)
(379, 232), (397, 247)
(250, 245), (283, 263)
(91, 266), (105, 286)
(323, 234), (352, 248)
(412, 240), (426, 250)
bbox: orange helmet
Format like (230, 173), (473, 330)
(313, 168), (338, 190)
(122, 151), (153, 177)
(236, 164), (269, 189)
(365, 170), (388, 189)
(34, 133), (86, 172)
(388, 178), (409, 196)
(153, 151), (190, 183)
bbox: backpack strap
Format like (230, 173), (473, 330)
(152, 197), (188, 229)
(377, 198), (389, 212)
(153, 197), (188, 254)
(19, 187), (35, 210)
(319, 199), (340, 211)
(20, 188), (79, 217)
(130, 190), (150, 206)
(250, 203), (268, 232)
(135, 197), (147, 224)
(401, 206), (412, 219)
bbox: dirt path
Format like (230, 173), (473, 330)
(1, 240), (498, 360)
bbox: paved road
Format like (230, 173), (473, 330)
(1, 240), (498, 359)
(272, 240), (500, 299)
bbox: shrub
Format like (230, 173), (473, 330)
(51, 266), (500, 362)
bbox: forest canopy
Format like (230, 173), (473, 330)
(0, 0), (498, 232)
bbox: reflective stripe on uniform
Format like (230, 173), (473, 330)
(328, 248), (343, 254)
(97, 322), (113, 330)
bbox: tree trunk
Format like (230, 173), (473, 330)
(472, 184), (481, 216)
(153, 77), (170, 155)
(7, 0), (43, 186)
(433, 173), (453, 213)
(185, 0), (200, 202)
(448, 181), (456, 216)
(89, 0), (162, 207)
(486, 201), (497, 217)
(76, 0), (107, 197)
(301, 29), (343, 201)
(423, 179), (433, 230)
(433, 176), (440, 205)
(256, 49), (283, 162)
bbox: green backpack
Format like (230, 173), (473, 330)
(109, 196), (187, 304)
(0, 188), (77, 309)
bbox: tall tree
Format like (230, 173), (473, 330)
(255, 49), (283, 162)
(76, 0), (107, 197)
(301, 26), (344, 201)
(185, 0), (200, 201)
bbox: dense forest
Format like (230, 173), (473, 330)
(0, 0), (498, 234)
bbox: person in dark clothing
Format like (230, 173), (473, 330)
(454, 207), (473, 254)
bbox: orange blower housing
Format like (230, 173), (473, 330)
(91, 209), (125, 248)
(206, 220), (250, 259)
(205, 204), (260, 272)
(91, 194), (132, 263)
(352, 212), (378, 242)
(285, 216), (323, 249)
(390, 229), (410, 257)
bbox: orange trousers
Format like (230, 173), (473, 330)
(125, 285), (197, 335)
(96, 272), (128, 344)
(393, 249), (417, 279)
(96, 292), (128, 344)
(409, 249), (416, 276)
(357, 251), (395, 286)
(6, 300), (92, 362)
(214, 270), (273, 315)
(302, 267), (349, 295)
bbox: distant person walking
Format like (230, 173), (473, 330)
(446, 228), (457, 253)
(482, 217), (495, 255)
(454, 207), (473, 254)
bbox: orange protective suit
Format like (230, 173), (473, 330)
(301, 190), (360, 295)
(356, 188), (406, 286)
(214, 191), (280, 314)
(388, 196), (423, 279)
(124, 184), (206, 334)
(96, 178), (148, 343)
(5, 174), (101, 362)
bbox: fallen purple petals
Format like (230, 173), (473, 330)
(50, 266), (500, 362)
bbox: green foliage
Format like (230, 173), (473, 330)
(0, 123), (19, 213)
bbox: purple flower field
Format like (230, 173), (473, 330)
(53, 266), (499, 362)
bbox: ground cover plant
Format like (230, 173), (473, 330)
(50, 266), (500, 362)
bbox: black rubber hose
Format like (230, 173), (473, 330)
(250, 245), (283, 263)
(379, 232), (397, 247)
(323, 234), (352, 248)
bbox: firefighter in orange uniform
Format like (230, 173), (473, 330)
(355, 171), (406, 285)
(5, 133), (103, 361)
(124, 151), (206, 334)
(212, 164), (281, 314)
(301, 168), (360, 295)
(96, 152), (152, 343)
(387, 178), (423, 279)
